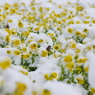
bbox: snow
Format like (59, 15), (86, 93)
(86, 52), (95, 88)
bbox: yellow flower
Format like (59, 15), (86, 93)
(52, 37), (56, 41)
(70, 43), (76, 48)
(61, 49), (66, 53)
(68, 15), (72, 19)
(64, 55), (72, 63)
(21, 9), (25, 12)
(82, 58), (87, 63)
(53, 53), (57, 58)
(76, 6), (84, 11)
(13, 3), (18, 7)
(21, 2), (26, 5)
(41, 50), (48, 57)
(2, 15), (6, 19)
(6, 50), (12, 54)
(5, 12), (9, 15)
(19, 70), (28, 75)
(86, 46), (91, 50)
(39, 7), (43, 12)
(69, 11), (73, 14)
(83, 20), (90, 24)
(56, 27), (61, 31)
(76, 65), (82, 74)
(22, 53), (30, 59)
(57, 21), (62, 24)
(76, 21), (81, 24)
(75, 48), (81, 53)
(46, 8), (50, 11)
(79, 13), (84, 17)
(0, 57), (11, 69)
(28, 16), (34, 21)
(44, 74), (50, 80)
(24, 31), (30, 37)
(34, 27), (40, 31)
(49, 77), (53, 81)
(31, 7), (36, 11)
(81, 33), (87, 38)
(10, 9), (16, 14)
(83, 28), (88, 33)
(67, 28), (74, 33)
(76, 78), (84, 84)
(48, 33), (55, 37)
(48, 0), (52, 3)
(38, 39), (44, 43)
(18, 21), (24, 28)
(11, 29), (17, 35)
(29, 43), (38, 49)
(13, 90), (23, 95)
(32, 91), (37, 95)
(91, 87), (95, 94)
(66, 62), (74, 70)
(21, 39), (25, 44)
(85, 16), (90, 19)
(68, 20), (74, 24)
(75, 31), (81, 36)
(67, 1), (71, 5)
(84, 67), (89, 72)
(13, 50), (21, 56)
(28, 40), (33, 43)
(8, 19), (13, 23)
(77, 58), (86, 63)
(17, 12), (22, 15)
(58, 5), (62, 8)
(16, 82), (27, 92)
(50, 72), (57, 78)
(21, 47), (27, 52)
(92, 45), (95, 49)
(42, 89), (51, 95)
(13, 38), (21, 46)
(0, 9), (2, 12)
(54, 45), (60, 50)
(5, 29), (11, 34)
(56, 14), (61, 18)
(29, 50), (32, 55)
(0, 19), (3, 22)
(92, 19), (95, 24)
(5, 35), (10, 42)
(4, 5), (10, 11)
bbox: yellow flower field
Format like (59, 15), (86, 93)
(0, 0), (95, 95)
